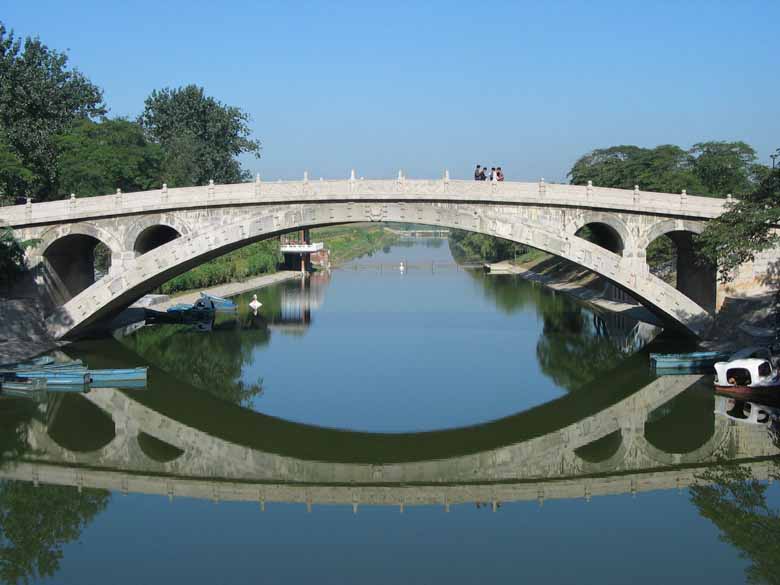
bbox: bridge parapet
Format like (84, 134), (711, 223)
(0, 179), (728, 229)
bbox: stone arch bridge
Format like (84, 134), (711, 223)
(0, 177), (770, 338)
(3, 373), (777, 507)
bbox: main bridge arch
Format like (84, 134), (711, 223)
(43, 200), (713, 339)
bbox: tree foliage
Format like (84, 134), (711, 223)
(0, 481), (109, 584)
(690, 462), (780, 584)
(139, 85), (261, 187)
(449, 230), (528, 263)
(0, 228), (30, 287)
(697, 169), (780, 282)
(55, 118), (162, 197)
(0, 22), (105, 200)
(568, 141), (765, 197)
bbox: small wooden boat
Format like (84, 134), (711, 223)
(0, 377), (47, 395)
(89, 367), (147, 384)
(200, 292), (237, 311)
(7, 370), (92, 386)
(650, 351), (730, 371)
(167, 298), (215, 322)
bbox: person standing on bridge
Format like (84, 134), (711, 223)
(490, 167), (496, 181)
(474, 165), (482, 181)
(478, 166), (487, 181)
(496, 167), (505, 181)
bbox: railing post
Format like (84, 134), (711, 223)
(115, 188), (122, 207)
(69, 193), (77, 212)
(680, 189), (687, 208)
(586, 180), (593, 200)
(350, 169), (356, 194)
(208, 179), (215, 199)
(25, 197), (32, 222)
(255, 173), (261, 197)
(538, 177), (546, 197)
(161, 183), (168, 203)
(633, 185), (639, 205)
(443, 169), (449, 193)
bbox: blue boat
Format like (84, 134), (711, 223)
(6, 370), (91, 385)
(650, 351), (730, 371)
(0, 378), (47, 395)
(166, 298), (215, 322)
(200, 292), (237, 311)
(89, 367), (148, 384)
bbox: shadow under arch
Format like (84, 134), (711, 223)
(36, 223), (123, 306)
(644, 381), (715, 455)
(134, 224), (181, 256)
(642, 218), (717, 313)
(137, 432), (184, 463)
(47, 393), (116, 453)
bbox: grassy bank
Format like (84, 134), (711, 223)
(158, 240), (281, 295)
(312, 224), (398, 265)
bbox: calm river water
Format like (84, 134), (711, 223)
(1, 239), (778, 584)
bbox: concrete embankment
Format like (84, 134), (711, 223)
(1, 271), (302, 365)
(0, 298), (62, 365)
(485, 259), (661, 326)
(132, 270), (300, 311)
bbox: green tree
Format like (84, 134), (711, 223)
(690, 141), (762, 197)
(448, 230), (527, 263)
(0, 228), (29, 287)
(697, 169), (780, 282)
(568, 144), (703, 193)
(139, 85), (261, 187)
(0, 132), (34, 204)
(0, 22), (105, 200)
(54, 118), (163, 197)
(0, 481), (109, 584)
(690, 462), (780, 584)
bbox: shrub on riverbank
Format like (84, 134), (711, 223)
(159, 240), (281, 295)
(312, 224), (398, 265)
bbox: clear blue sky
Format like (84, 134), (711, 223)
(5, 0), (779, 181)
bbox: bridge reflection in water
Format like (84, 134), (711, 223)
(2, 370), (777, 510)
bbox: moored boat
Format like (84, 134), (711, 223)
(7, 370), (92, 386)
(0, 377), (47, 396)
(89, 367), (148, 384)
(200, 292), (237, 311)
(650, 351), (730, 371)
(166, 297), (215, 322)
(713, 355), (780, 404)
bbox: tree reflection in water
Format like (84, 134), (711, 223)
(119, 287), (285, 407)
(471, 270), (629, 392)
(0, 482), (109, 584)
(690, 460), (780, 584)
(0, 398), (109, 584)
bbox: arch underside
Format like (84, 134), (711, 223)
(44, 202), (713, 339)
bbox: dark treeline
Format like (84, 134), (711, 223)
(0, 22), (278, 292)
(0, 22), (260, 201)
(452, 141), (775, 280)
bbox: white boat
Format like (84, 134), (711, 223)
(714, 395), (780, 425)
(713, 349), (780, 404)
